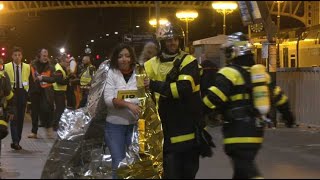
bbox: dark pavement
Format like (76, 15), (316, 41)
(0, 114), (320, 179)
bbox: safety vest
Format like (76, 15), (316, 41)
(144, 51), (202, 152)
(4, 62), (30, 92)
(53, 63), (67, 91)
(31, 65), (52, 88)
(80, 64), (95, 87)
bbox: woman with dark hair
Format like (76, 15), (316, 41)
(103, 43), (141, 179)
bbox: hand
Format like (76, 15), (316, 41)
(7, 113), (14, 121)
(36, 75), (43, 81)
(144, 78), (150, 91)
(127, 103), (141, 116)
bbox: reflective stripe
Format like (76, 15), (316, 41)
(179, 54), (196, 70)
(218, 67), (245, 86)
(208, 86), (228, 102)
(178, 75), (199, 92)
(0, 120), (8, 127)
(203, 96), (216, 109)
(224, 137), (263, 144)
(276, 95), (288, 106)
(170, 82), (179, 99)
(6, 91), (14, 101)
(170, 133), (195, 143)
(251, 176), (264, 179)
(199, 64), (203, 76)
(274, 86), (281, 96)
(230, 94), (250, 101)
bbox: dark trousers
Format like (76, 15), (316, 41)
(66, 85), (76, 109)
(79, 89), (89, 108)
(30, 93), (53, 134)
(163, 149), (200, 179)
(225, 147), (261, 179)
(53, 91), (66, 131)
(10, 88), (27, 144)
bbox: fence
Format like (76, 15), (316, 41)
(277, 67), (320, 127)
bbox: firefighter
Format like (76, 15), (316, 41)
(143, 22), (204, 179)
(78, 55), (96, 108)
(202, 32), (296, 179)
(0, 66), (16, 166)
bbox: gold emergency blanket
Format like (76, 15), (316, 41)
(41, 61), (163, 179)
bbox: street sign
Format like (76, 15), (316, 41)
(262, 42), (269, 59)
(237, 1), (253, 26)
(123, 34), (154, 44)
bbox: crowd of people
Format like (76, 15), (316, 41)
(0, 47), (97, 150)
(0, 21), (297, 179)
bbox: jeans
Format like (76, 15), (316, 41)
(104, 122), (134, 179)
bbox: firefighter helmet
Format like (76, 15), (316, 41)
(221, 32), (253, 62)
(156, 22), (185, 52)
(156, 22), (185, 41)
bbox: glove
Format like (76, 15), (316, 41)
(195, 126), (216, 158)
(278, 102), (296, 128)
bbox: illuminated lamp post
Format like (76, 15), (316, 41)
(175, 10), (198, 48)
(149, 18), (169, 27)
(212, 1), (238, 35)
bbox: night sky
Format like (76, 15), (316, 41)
(0, 6), (303, 63)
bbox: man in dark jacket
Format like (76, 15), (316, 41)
(27, 48), (55, 139)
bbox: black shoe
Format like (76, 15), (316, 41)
(11, 143), (22, 150)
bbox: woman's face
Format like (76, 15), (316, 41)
(118, 48), (131, 71)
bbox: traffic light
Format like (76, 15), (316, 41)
(96, 54), (100, 60)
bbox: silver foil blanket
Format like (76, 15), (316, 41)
(41, 62), (163, 179)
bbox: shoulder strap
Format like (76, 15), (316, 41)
(228, 64), (254, 104)
(166, 53), (188, 82)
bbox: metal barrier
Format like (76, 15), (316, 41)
(277, 67), (320, 127)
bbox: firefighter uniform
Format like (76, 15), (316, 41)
(144, 22), (202, 179)
(202, 32), (295, 179)
(0, 68), (16, 163)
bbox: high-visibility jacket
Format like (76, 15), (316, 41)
(31, 65), (53, 88)
(80, 64), (95, 87)
(53, 63), (67, 91)
(144, 51), (202, 152)
(4, 62), (30, 91)
(202, 64), (289, 147)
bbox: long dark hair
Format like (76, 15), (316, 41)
(110, 43), (137, 69)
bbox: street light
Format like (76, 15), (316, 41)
(212, 1), (238, 35)
(0, 3), (4, 11)
(149, 18), (169, 27)
(276, 1), (283, 38)
(59, 48), (65, 54)
(175, 10), (198, 48)
(275, 1), (283, 68)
